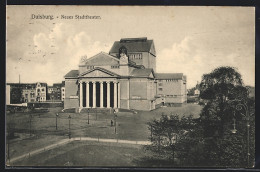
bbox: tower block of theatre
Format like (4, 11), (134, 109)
(64, 37), (187, 111)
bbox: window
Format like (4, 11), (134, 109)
(111, 65), (120, 69)
(159, 83), (163, 86)
(87, 66), (94, 69)
(25, 94), (28, 98)
(159, 88), (163, 91)
(37, 89), (40, 92)
(129, 53), (142, 60)
(42, 88), (45, 91)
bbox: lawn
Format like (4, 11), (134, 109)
(6, 103), (202, 163)
(12, 141), (145, 167)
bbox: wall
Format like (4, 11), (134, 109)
(6, 85), (10, 105)
(181, 80), (187, 103)
(64, 98), (79, 109)
(129, 99), (151, 111)
(147, 79), (156, 100)
(129, 78), (147, 99)
(64, 79), (79, 109)
(148, 53), (156, 72)
(156, 78), (187, 104)
(157, 79), (182, 96)
(119, 79), (129, 109)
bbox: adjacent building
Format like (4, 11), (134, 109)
(61, 81), (65, 101)
(47, 81), (65, 101)
(64, 37), (187, 111)
(6, 82), (47, 103)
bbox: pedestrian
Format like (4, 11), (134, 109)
(111, 120), (113, 126)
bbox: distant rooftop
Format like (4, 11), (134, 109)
(130, 68), (154, 78)
(120, 37), (147, 43)
(64, 70), (79, 78)
(109, 37), (155, 55)
(155, 73), (185, 80)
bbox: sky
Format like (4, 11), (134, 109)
(6, 6), (255, 89)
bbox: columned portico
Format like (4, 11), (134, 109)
(86, 82), (89, 108)
(114, 81), (117, 108)
(100, 82), (103, 108)
(107, 81), (111, 108)
(93, 82), (96, 108)
(80, 81), (83, 108)
(79, 80), (120, 109)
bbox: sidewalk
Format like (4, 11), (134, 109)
(7, 137), (151, 165)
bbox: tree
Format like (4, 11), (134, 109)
(10, 87), (23, 104)
(198, 66), (255, 167)
(137, 114), (202, 167)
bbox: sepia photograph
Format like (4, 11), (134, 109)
(6, 5), (255, 168)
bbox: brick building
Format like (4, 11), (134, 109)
(64, 37), (187, 111)
(7, 82), (47, 103)
(48, 82), (65, 101)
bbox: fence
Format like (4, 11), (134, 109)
(6, 137), (151, 165)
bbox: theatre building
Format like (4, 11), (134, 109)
(64, 37), (187, 111)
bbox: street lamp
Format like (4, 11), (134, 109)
(231, 98), (253, 167)
(113, 108), (118, 134)
(150, 124), (153, 142)
(161, 134), (178, 165)
(29, 114), (32, 136)
(56, 113), (59, 130)
(87, 108), (90, 124)
(96, 108), (97, 120)
(68, 115), (71, 139)
(7, 131), (10, 164)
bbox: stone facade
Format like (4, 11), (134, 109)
(64, 37), (187, 111)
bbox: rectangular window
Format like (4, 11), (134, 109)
(158, 83), (163, 86)
(111, 65), (120, 69)
(159, 88), (163, 91)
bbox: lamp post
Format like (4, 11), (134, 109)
(29, 114), (32, 137)
(161, 134), (177, 165)
(96, 108), (97, 120)
(231, 98), (253, 167)
(68, 115), (71, 139)
(113, 108), (117, 134)
(56, 113), (59, 130)
(7, 131), (10, 164)
(87, 108), (90, 124)
(150, 124), (153, 142)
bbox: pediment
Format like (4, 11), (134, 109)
(85, 52), (119, 66)
(149, 72), (155, 78)
(80, 68), (119, 78)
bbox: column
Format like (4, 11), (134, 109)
(79, 81), (83, 108)
(118, 82), (120, 108)
(100, 82), (103, 108)
(114, 81), (117, 108)
(93, 81), (96, 108)
(107, 81), (110, 108)
(86, 82), (89, 108)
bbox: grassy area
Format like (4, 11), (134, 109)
(6, 104), (202, 163)
(13, 141), (145, 167)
